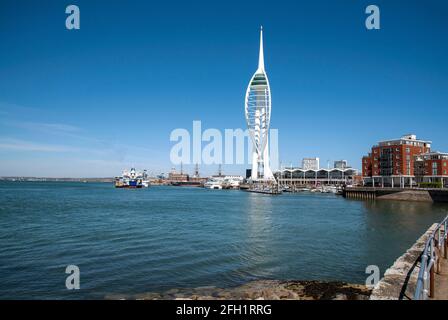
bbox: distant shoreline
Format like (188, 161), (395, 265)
(0, 177), (114, 183)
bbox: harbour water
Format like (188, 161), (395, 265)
(0, 181), (447, 299)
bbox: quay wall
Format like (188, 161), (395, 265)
(370, 223), (438, 300)
(344, 187), (448, 203)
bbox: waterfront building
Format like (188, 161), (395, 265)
(302, 158), (320, 171)
(334, 160), (348, 169)
(414, 155), (426, 180)
(245, 27), (274, 181)
(362, 155), (372, 177)
(362, 134), (432, 187)
(245, 169), (252, 179)
(275, 167), (358, 187)
(167, 166), (207, 186)
(168, 167), (189, 183)
(414, 152), (448, 187)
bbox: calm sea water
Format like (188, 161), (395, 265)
(0, 181), (447, 299)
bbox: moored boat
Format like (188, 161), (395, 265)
(115, 168), (147, 188)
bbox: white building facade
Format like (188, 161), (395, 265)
(302, 158), (320, 171)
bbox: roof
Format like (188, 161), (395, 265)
(278, 168), (358, 173)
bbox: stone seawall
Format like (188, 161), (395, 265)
(344, 188), (448, 203)
(370, 223), (438, 300)
(377, 190), (433, 202)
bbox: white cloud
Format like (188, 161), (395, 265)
(0, 138), (80, 153)
(3, 120), (82, 134)
(22, 122), (81, 133)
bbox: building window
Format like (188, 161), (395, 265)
(432, 162), (438, 176)
(406, 147), (410, 153)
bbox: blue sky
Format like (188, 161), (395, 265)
(0, 0), (447, 177)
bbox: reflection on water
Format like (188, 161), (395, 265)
(0, 182), (448, 299)
(243, 193), (275, 279)
(362, 200), (448, 273)
(364, 200), (437, 216)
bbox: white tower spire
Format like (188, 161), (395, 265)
(258, 26), (265, 71)
(244, 27), (274, 181)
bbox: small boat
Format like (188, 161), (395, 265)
(204, 178), (223, 189)
(142, 170), (150, 188)
(326, 186), (338, 194)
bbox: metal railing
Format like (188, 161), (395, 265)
(414, 215), (448, 300)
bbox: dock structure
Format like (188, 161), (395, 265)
(246, 188), (282, 195)
(246, 180), (282, 195)
(370, 216), (448, 300)
(343, 187), (377, 200)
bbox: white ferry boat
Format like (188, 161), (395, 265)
(204, 178), (223, 189)
(115, 168), (149, 188)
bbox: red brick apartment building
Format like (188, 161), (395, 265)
(361, 134), (437, 187)
(414, 152), (448, 186)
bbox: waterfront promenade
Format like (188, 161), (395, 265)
(432, 256), (448, 300)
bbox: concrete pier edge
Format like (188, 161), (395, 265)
(344, 187), (448, 203)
